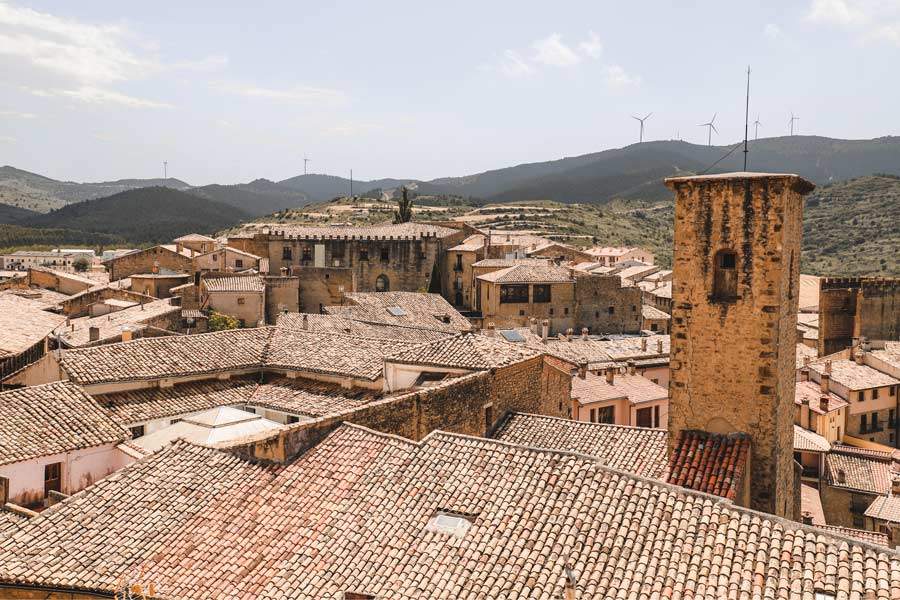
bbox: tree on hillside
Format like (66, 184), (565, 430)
(393, 187), (413, 224)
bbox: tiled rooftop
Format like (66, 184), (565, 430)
(173, 233), (217, 243)
(794, 425), (831, 453)
(3, 423), (896, 598)
(512, 331), (670, 369)
(865, 494), (900, 524)
(641, 304), (670, 320)
(571, 371), (668, 405)
(0, 381), (128, 466)
(265, 222), (459, 240)
(202, 274), (265, 293)
(276, 312), (452, 343)
(668, 430), (751, 501)
(815, 524), (890, 547)
(491, 413), (668, 479)
(824, 445), (894, 494)
(0, 288), (71, 308)
(58, 298), (181, 347)
(809, 358), (900, 391)
(63, 327), (421, 385)
(329, 291), (472, 333)
(870, 342), (900, 371)
(794, 380), (848, 414)
(476, 264), (573, 284)
(0, 295), (65, 357)
(131, 406), (282, 454)
(386, 333), (542, 370)
(471, 257), (551, 268)
(796, 343), (818, 368)
(446, 234), (485, 252)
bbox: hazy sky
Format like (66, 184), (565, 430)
(1, 0), (898, 185)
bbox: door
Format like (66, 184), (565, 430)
(44, 462), (62, 497)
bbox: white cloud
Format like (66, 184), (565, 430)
(532, 33), (581, 67)
(498, 49), (534, 78)
(27, 86), (173, 109)
(92, 132), (117, 142)
(603, 65), (641, 88)
(0, 135), (15, 143)
(172, 54), (229, 72)
(323, 120), (383, 137)
(215, 81), (348, 104)
(579, 31), (603, 58)
(763, 23), (782, 38)
(807, 0), (867, 26)
(0, 109), (36, 119)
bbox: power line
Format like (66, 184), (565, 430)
(700, 141), (745, 175)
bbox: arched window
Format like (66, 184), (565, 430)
(375, 274), (389, 292)
(712, 249), (738, 300)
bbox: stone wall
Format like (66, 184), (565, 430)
(294, 267), (354, 313)
(27, 269), (94, 295)
(106, 247), (193, 281)
(229, 355), (569, 463)
(666, 174), (813, 518)
(573, 274), (643, 335)
(820, 484), (870, 529)
(264, 276), (300, 323)
(58, 287), (155, 318)
(819, 277), (900, 355)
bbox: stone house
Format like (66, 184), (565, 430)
(444, 234), (485, 310)
(808, 355), (900, 446)
(476, 264), (575, 333)
(173, 233), (218, 255)
(200, 275), (266, 327)
(129, 270), (192, 299)
(0, 294), (65, 384)
(194, 246), (265, 274)
(584, 246), (654, 266)
(864, 482), (900, 546)
(0, 381), (130, 508)
(641, 304), (670, 333)
(103, 245), (194, 282)
(821, 444), (895, 530)
(57, 298), (182, 348)
(570, 362), (669, 428)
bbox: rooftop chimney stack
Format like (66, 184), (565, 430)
(799, 367), (809, 382)
(541, 320), (549, 343)
(88, 326), (100, 342)
(302, 314), (309, 331)
(627, 359), (636, 376)
(819, 394), (829, 413)
(855, 347), (865, 365)
(577, 362), (587, 379)
(893, 475), (900, 497)
(486, 322), (496, 337)
(566, 328), (574, 342)
(820, 372), (830, 394)
(581, 327), (588, 340)
(656, 338), (663, 354)
(530, 317), (538, 335)
(605, 366), (615, 385)
(641, 338), (647, 352)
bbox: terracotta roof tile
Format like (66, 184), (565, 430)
(571, 371), (668, 405)
(0, 295), (65, 356)
(668, 430), (751, 501)
(476, 264), (573, 283)
(0, 381), (129, 465)
(794, 380), (847, 414)
(58, 298), (180, 347)
(641, 304), (670, 320)
(266, 222), (459, 240)
(2, 424), (897, 598)
(276, 313), (453, 343)
(794, 425), (831, 453)
(471, 257), (551, 268)
(809, 358), (900, 390)
(865, 494), (900, 524)
(201, 274), (265, 293)
(326, 291), (471, 333)
(386, 333), (541, 370)
(816, 524), (890, 546)
(824, 444), (894, 494)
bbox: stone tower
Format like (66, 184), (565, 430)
(664, 172), (814, 517)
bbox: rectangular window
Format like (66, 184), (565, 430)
(597, 406), (614, 424)
(564, 307), (569, 315)
(533, 284), (551, 303)
(873, 388), (879, 399)
(636, 407), (653, 428)
(302, 246), (312, 261)
(892, 386), (897, 397)
(212, 254), (218, 262)
(44, 462), (62, 497)
(130, 425), (145, 438)
(872, 412), (879, 431)
(287, 415), (299, 424)
(859, 391), (865, 402)
(237, 297), (246, 305)
(861, 414), (868, 433)
(380, 247), (389, 262)
(455, 254), (463, 270)
(608, 306), (615, 315)
(282, 246), (292, 260)
(499, 284), (529, 304)
(360, 249), (369, 261)
(549, 308), (554, 316)
(483, 404), (494, 433)
(589, 408), (596, 423)
(890, 409), (896, 427)
(235, 259), (243, 269)
(654, 405), (660, 428)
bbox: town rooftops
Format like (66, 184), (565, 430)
(446, 234), (485, 252)
(809, 358), (900, 391)
(793, 425), (831, 453)
(328, 291), (471, 333)
(130, 406), (282, 454)
(584, 246), (639, 257)
(510, 331), (670, 370)
(386, 332), (542, 370)
(173, 233), (217, 243)
(0, 294), (65, 357)
(2, 423), (895, 598)
(264, 221), (459, 240)
(794, 380), (848, 414)
(571, 371), (668, 405)
(58, 298), (181, 348)
(276, 312), (453, 344)
(201, 274), (265, 293)
(60, 327), (420, 385)
(471, 257), (551, 268)
(476, 264), (573, 284)
(641, 304), (670, 320)
(824, 444), (894, 494)
(816, 524), (891, 547)
(865, 495), (900, 524)
(668, 430), (751, 501)
(870, 342), (900, 372)
(0, 381), (129, 466)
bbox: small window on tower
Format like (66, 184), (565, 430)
(712, 249), (738, 300)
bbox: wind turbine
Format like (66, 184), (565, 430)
(631, 112), (652, 143)
(753, 115), (762, 140)
(698, 113), (718, 146)
(303, 157), (310, 176)
(788, 113), (799, 136)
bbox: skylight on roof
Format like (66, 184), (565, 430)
(499, 330), (524, 343)
(425, 511), (473, 538)
(387, 306), (407, 317)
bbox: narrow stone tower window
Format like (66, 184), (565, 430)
(375, 274), (389, 292)
(712, 250), (738, 300)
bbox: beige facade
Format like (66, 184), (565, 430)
(666, 172), (814, 518)
(194, 247), (263, 273)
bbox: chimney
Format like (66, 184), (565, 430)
(855, 347), (865, 365)
(641, 337), (647, 352)
(892, 475), (900, 497)
(581, 327), (588, 341)
(825, 360), (832, 375)
(605, 366), (615, 385)
(577, 361), (587, 379)
(302, 314), (309, 331)
(88, 326), (100, 342)
(819, 394), (829, 413)
(121, 328), (133, 342)
(627, 359), (636, 376)
(486, 322), (497, 336)
(799, 367), (809, 382)
(566, 328), (574, 342)
(656, 338), (663, 354)
(530, 317), (538, 335)
(541, 319), (549, 343)
(837, 469), (846, 484)
(564, 567), (577, 600)
(820, 372), (830, 394)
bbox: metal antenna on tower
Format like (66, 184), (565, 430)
(753, 115), (762, 140)
(788, 113), (799, 136)
(697, 113), (718, 146)
(631, 112), (652, 143)
(303, 157), (310, 176)
(742, 65), (750, 171)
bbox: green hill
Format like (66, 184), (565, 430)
(22, 187), (251, 244)
(187, 179), (310, 217)
(0, 224), (123, 251)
